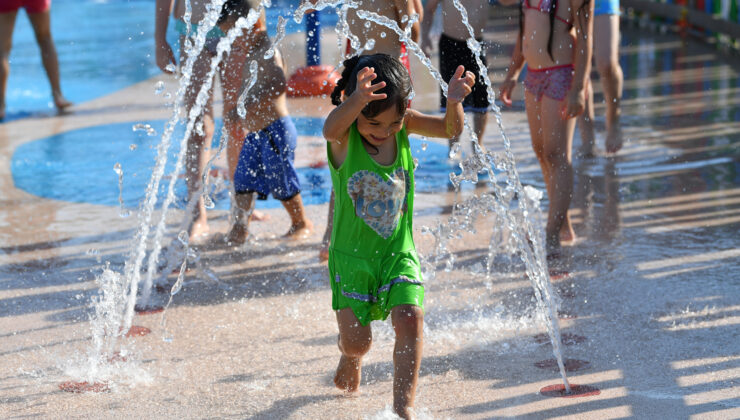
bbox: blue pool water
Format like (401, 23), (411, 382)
(4, 0), (336, 121)
(11, 117), (459, 210)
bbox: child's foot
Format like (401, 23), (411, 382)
(224, 222), (248, 246)
(189, 221), (210, 244)
(605, 127), (623, 154)
(319, 240), (329, 263)
(559, 224), (576, 246)
(250, 210), (270, 222)
(284, 220), (314, 240)
(53, 93), (73, 113)
(394, 405), (417, 420)
(334, 355), (361, 393)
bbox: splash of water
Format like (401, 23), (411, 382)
(113, 163), (131, 218)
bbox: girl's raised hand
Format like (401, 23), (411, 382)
(447, 65), (475, 104)
(353, 66), (387, 105)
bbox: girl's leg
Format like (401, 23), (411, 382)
(594, 14), (624, 153)
(335, 307), (372, 392)
(391, 304), (424, 419)
(578, 80), (596, 157)
(525, 91), (551, 198)
(0, 11), (18, 120)
(181, 44), (215, 241)
(540, 96), (577, 253)
(27, 10), (71, 111)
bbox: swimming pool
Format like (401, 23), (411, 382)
(11, 117), (460, 210)
(4, 0), (337, 121)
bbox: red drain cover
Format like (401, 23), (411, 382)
(534, 358), (590, 372)
(125, 325), (151, 337)
(534, 332), (587, 345)
(59, 381), (109, 393)
(540, 383), (600, 398)
(558, 311), (577, 319)
(134, 305), (164, 315)
(549, 270), (571, 281)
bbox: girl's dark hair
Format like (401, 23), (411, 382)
(518, 0), (590, 61)
(218, 0), (252, 25)
(330, 53), (413, 119)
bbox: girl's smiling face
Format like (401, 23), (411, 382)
(356, 106), (405, 147)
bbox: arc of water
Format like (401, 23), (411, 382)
(448, 0), (570, 391)
(137, 8), (264, 312)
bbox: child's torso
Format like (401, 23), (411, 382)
(521, 0), (577, 69)
(328, 124), (416, 256)
(440, 0), (487, 40)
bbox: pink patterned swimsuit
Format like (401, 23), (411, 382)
(524, 64), (574, 102)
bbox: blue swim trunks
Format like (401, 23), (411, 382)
(594, 0), (620, 16)
(233, 117), (301, 201)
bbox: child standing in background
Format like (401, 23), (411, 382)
(498, 0), (593, 258)
(324, 53), (474, 419)
(218, 0), (313, 244)
(421, 0), (490, 152)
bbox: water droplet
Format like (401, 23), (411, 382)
(129, 144), (137, 151)
(177, 231), (189, 245)
(165, 63), (176, 73)
(380, 31), (386, 38)
(421, 142), (428, 151)
(113, 163), (122, 176)
(154, 81), (165, 95)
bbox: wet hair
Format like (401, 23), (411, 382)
(330, 53), (413, 119)
(518, 0), (591, 61)
(218, 0), (253, 25)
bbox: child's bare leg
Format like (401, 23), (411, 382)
(27, 11), (72, 112)
(335, 308), (372, 393)
(0, 11), (18, 121)
(540, 96), (577, 253)
(578, 81), (596, 158)
(473, 111), (488, 147)
(319, 191), (334, 262)
(282, 193), (313, 239)
(226, 192), (255, 245)
(183, 47), (215, 242)
(595, 15), (624, 154)
(391, 305), (424, 420)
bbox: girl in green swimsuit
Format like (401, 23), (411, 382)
(323, 53), (475, 419)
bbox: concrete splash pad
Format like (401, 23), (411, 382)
(1, 11), (739, 419)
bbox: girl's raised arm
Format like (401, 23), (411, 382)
(406, 65), (474, 139)
(323, 67), (387, 145)
(564, 0), (594, 119)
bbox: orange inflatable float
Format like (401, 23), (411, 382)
(287, 64), (340, 97)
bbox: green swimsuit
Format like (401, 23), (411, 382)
(327, 123), (424, 326)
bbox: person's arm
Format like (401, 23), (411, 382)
(420, 0), (440, 56)
(155, 0), (176, 74)
(324, 67), (388, 161)
(391, 0), (420, 43)
(563, 0), (593, 119)
(406, 65), (473, 138)
(498, 33), (525, 107)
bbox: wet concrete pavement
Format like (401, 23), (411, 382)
(0, 7), (738, 419)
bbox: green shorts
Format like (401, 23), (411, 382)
(329, 248), (424, 326)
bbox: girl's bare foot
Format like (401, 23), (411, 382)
(394, 406), (417, 420)
(53, 94), (73, 113)
(559, 224), (576, 246)
(224, 223), (248, 246)
(319, 241), (329, 262)
(605, 127), (623, 154)
(334, 355), (361, 393)
(284, 220), (314, 240)
(250, 210), (270, 222)
(189, 221), (210, 244)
